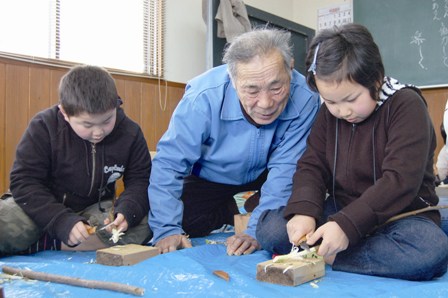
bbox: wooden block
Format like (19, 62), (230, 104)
(234, 213), (251, 235)
(256, 258), (325, 286)
(96, 244), (159, 266)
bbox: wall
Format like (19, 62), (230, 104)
(165, 0), (301, 83)
(164, 0), (207, 84)
(244, 0), (295, 23)
(164, 0), (347, 84)
(0, 57), (185, 193)
(292, 0), (351, 30)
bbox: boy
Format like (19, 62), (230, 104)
(0, 65), (152, 255)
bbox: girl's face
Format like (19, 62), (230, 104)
(316, 78), (377, 124)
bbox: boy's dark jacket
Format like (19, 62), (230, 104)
(9, 105), (151, 245)
(285, 87), (440, 246)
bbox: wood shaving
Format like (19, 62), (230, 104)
(282, 265), (293, 274)
(205, 239), (226, 245)
(86, 225), (97, 235)
(263, 263), (274, 273)
(109, 228), (125, 243)
(272, 246), (322, 263)
(1, 273), (24, 281)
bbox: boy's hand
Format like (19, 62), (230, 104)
(226, 233), (260, 256)
(67, 221), (91, 246)
(103, 213), (128, 232)
(156, 234), (192, 254)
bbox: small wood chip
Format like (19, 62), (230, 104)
(213, 270), (230, 281)
(86, 225), (97, 235)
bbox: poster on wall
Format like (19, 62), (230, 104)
(317, 1), (353, 32)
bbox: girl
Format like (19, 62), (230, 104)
(256, 23), (448, 281)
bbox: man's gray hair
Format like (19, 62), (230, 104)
(222, 27), (293, 80)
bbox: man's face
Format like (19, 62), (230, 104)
(234, 50), (292, 125)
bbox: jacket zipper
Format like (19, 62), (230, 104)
(87, 143), (96, 196)
(346, 124), (356, 194)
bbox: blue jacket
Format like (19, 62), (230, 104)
(148, 64), (319, 243)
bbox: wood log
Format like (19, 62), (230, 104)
(96, 244), (159, 266)
(256, 258), (325, 286)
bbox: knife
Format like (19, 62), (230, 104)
(297, 235), (310, 251)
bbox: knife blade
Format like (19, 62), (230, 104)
(297, 235), (310, 251)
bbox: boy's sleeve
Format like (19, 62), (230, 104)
(114, 127), (151, 227)
(10, 113), (85, 244)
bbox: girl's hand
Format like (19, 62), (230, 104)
(286, 214), (316, 245)
(310, 221), (349, 261)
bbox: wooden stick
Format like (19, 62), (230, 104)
(2, 266), (144, 296)
(380, 205), (448, 227)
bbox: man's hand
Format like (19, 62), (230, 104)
(226, 233), (260, 256)
(155, 234), (192, 254)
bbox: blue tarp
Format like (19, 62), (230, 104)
(1, 232), (448, 298)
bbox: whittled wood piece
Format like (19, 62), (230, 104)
(256, 258), (325, 286)
(96, 244), (159, 266)
(213, 270), (230, 281)
(234, 213), (251, 235)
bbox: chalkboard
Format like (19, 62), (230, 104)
(354, 0), (448, 87)
(210, 1), (315, 75)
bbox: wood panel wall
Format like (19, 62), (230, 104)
(1, 56), (448, 194)
(0, 56), (186, 193)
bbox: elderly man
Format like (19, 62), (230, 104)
(148, 28), (320, 255)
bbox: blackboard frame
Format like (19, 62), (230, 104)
(209, 1), (315, 76)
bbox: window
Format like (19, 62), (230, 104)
(0, 0), (165, 77)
